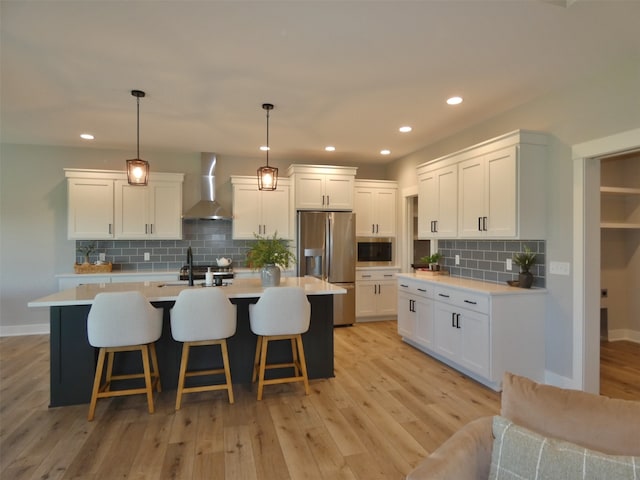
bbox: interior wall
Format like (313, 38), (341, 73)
(387, 57), (640, 382)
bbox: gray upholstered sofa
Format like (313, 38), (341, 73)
(406, 372), (640, 480)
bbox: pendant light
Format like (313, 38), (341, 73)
(257, 103), (278, 191)
(126, 89), (149, 186)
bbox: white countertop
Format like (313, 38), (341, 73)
(397, 272), (547, 295)
(29, 276), (346, 307)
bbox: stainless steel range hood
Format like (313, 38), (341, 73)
(182, 153), (233, 220)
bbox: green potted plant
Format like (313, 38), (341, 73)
(513, 246), (537, 288)
(77, 242), (96, 264)
(420, 252), (442, 271)
(246, 232), (296, 287)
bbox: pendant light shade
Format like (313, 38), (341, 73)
(257, 103), (278, 191)
(126, 90), (149, 186)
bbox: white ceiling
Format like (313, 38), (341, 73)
(2, 0), (639, 164)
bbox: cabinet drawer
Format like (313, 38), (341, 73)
(434, 287), (489, 314)
(397, 279), (432, 299)
(357, 270), (398, 281)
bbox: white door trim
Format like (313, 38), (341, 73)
(572, 127), (640, 393)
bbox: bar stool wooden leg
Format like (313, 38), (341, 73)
(252, 336), (263, 383)
(88, 348), (107, 421)
(257, 337), (270, 400)
(296, 334), (310, 395)
(141, 344), (155, 414)
(176, 343), (190, 410)
(105, 351), (115, 391)
(291, 338), (300, 377)
(149, 342), (161, 392)
(220, 339), (234, 404)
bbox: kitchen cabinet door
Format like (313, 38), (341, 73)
(324, 175), (354, 210)
(458, 308), (490, 378)
(115, 180), (182, 239)
(232, 179), (291, 239)
(67, 179), (114, 239)
(261, 186), (291, 238)
(413, 296), (434, 349)
(433, 300), (489, 378)
(397, 290), (416, 338)
(295, 174), (326, 209)
(417, 165), (457, 239)
(355, 184), (397, 236)
(115, 181), (149, 239)
(148, 181), (182, 239)
(459, 147), (517, 238)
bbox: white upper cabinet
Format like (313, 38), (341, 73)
(354, 180), (397, 236)
(67, 176), (114, 240)
(417, 130), (548, 240)
(65, 169), (183, 240)
(287, 164), (357, 211)
(231, 176), (292, 239)
(458, 147), (518, 237)
(114, 179), (183, 239)
(417, 164), (458, 239)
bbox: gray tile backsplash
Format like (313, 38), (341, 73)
(437, 239), (546, 288)
(76, 220), (260, 272)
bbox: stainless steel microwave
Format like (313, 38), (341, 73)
(356, 237), (394, 266)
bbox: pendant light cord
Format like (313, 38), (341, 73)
(265, 107), (270, 167)
(136, 94), (140, 159)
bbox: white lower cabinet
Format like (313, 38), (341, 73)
(356, 269), (398, 321)
(397, 274), (546, 391)
(433, 293), (489, 379)
(397, 278), (434, 348)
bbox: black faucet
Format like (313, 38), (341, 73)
(187, 246), (194, 286)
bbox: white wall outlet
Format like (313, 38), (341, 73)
(549, 261), (570, 276)
(455, 254), (460, 265)
(506, 258), (512, 271)
(99, 252), (106, 262)
(144, 252), (150, 261)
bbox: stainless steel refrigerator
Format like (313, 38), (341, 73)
(297, 211), (356, 326)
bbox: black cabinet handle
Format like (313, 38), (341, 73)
(464, 300), (477, 305)
(438, 293), (450, 298)
(362, 274), (372, 278)
(434, 220), (438, 233)
(478, 217), (482, 231)
(400, 284), (408, 288)
(456, 313), (461, 328)
(451, 312), (456, 327)
(384, 274), (393, 278)
(417, 288), (426, 293)
(483, 216), (487, 231)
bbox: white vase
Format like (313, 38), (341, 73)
(261, 264), (281, 287)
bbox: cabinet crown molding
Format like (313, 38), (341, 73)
(416, 129), (548, 174)
(64, 168), (184, 182)
(287, 164), (358, 176)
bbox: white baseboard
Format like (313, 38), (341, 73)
(0, 323), (50, 337)
(607, 329), (640, 343)
(544, 370), (580, 390)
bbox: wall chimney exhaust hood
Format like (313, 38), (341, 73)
(182, 153), (233, 220)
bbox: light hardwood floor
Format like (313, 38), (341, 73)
(1, 321), (638, 479)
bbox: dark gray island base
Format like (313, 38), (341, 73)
(49, 295), (334, 407)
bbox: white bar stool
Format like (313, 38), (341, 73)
(170, 288), (237, 409)
(87, 291), (163, 421)
(249, 286), (311, 400)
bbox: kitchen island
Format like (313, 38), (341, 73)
(29, 277), (346, 407)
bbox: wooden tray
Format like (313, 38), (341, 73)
(73, 262), (113, 274)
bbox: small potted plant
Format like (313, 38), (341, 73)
(77, 242), (96, 265)
(246, 232), (296, 287)
(420, 252), (442, 271)
(513, 246), (537, 288)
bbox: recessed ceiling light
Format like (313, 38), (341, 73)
(380, 149), (391, 155)
(324, 146), (336, 152)
(446, 96), (463, 105)
(80, 133), (94, 140)
(399, 126), (412, 133)
(259, 145), (270, 151)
